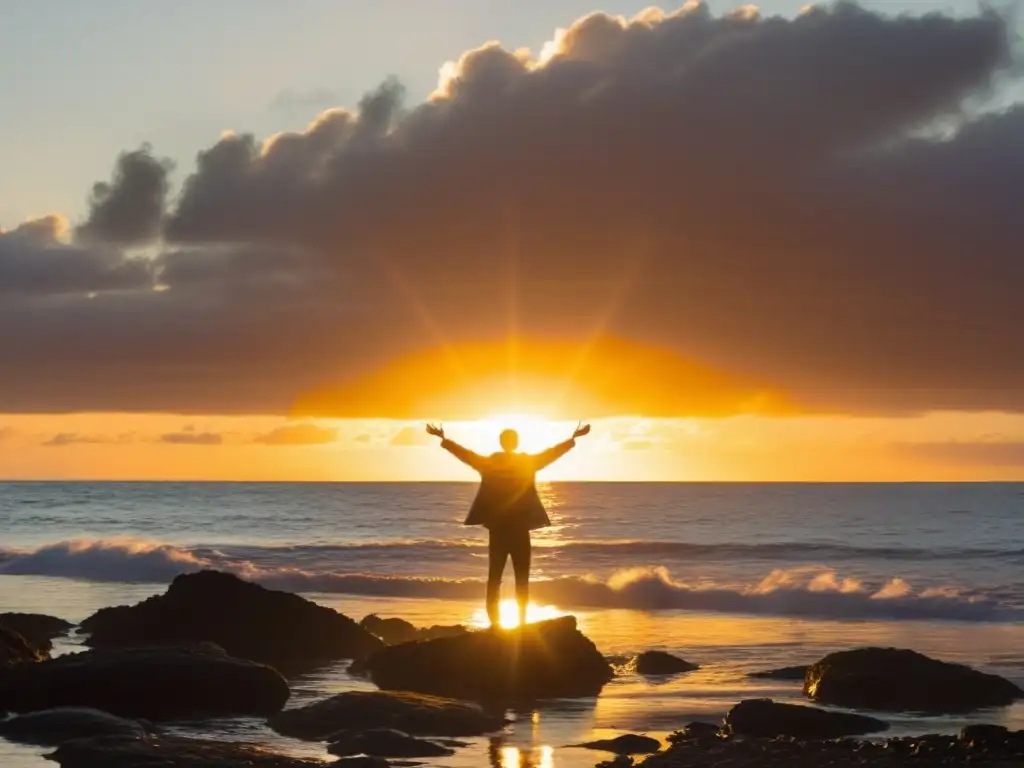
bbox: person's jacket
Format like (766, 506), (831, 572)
(441, 438), (576, 531)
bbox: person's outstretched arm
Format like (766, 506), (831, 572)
(426, 423), (486, 472)
(532, 422), (591, 471)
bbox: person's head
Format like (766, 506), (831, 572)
(499, 428), (519, 453)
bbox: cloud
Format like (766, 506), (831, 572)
(0, 216), (152, 295)
(159, 431), (223, 445)
(0, 3), (1022, 417)
(43, 432), (133, 447)
(75, 146), (174, 246)
(896, 440), (1024, 467)
(389, 426), (433, 446)
(254, 423), (337, 445)
(294, 336), (790, 419)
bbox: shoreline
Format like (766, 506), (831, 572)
(4, 572), (1024, 768)
(9, 723), (1024, 768)
(636, 727), (1024, 768)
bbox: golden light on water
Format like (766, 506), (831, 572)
(471, 599), (565, 629)
(497, 745), (554, 768)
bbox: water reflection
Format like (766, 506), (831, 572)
(488, 738), (555, 768)
(470, 599), (565, 628)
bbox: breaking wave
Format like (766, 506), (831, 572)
(1, 538), (1021, 623)
(5, 536), (1017, 563)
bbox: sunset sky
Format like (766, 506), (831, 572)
(2, 0), (1023, 481)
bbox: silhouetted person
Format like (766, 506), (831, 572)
(426, 421), (591, 628)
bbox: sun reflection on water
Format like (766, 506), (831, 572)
(494, 744), (555, 768)
(470, 598), (565, 628)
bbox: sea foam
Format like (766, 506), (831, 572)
(1, 538), (1019, 623)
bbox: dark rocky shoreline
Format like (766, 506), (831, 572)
(625, 723), (1024, 768)
(34, 722), (1024, 767)
(2, 570), (1023, 767)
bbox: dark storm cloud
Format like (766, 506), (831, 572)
(0, 216), (152, 295)
(76, 146), (173, 246)
(165, 4), (1013, 252)
(1, 2), (1023, 416)
(152, 244), (346, 303)
(0, 271), (384, 414)
(254, 423), (338, 445)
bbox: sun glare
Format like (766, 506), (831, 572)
(478, 412), (568, 453)
(498, 745), (555, 768)
(471, 599), (564, 629)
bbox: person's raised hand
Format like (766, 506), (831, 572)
(573, 421), (591, 439)
(426, 423), (445, 440)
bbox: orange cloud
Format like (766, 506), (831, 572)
(292, 335), (792, 420)
(253, 423), (337, 446)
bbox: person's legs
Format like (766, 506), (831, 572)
(487, 530), (510, 628)
(508, 528), (532, 628)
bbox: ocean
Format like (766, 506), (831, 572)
(2, 481), (1024, 767)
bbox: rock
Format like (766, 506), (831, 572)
(0, 613), (74, 653)
(327, 728), (455, 757)
(360, 616), (419, 645)
(640, 730), (1024, 767)
(634, 651), (699, 676)
(749, 665), (809, 681)
(411, 623), (467, 641)
(725, 698), (889, 739)
(47, 734), (328, 768)
(804, 647), (1024, 713)
(960, 723), (1011, 746)
(80, 570), (383, 672)
(576, 734), (661, 754)
(360, 614), (467, 646)
(668, 721), (721, 742)
(594, 756), (633, 768)
(268, 690), (505, 739)
(0, 644), (288, 719)
(363, 616), (613, 702)
(909, 739), (938, 758)
(333, 759), (390, 768)
(1, 626), (47, 666)
(0, 707), (151, 746)
(347, 656), (371, 676)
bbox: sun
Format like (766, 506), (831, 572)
(478, 412), (568, 453)
(471, 599), (565, 629)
